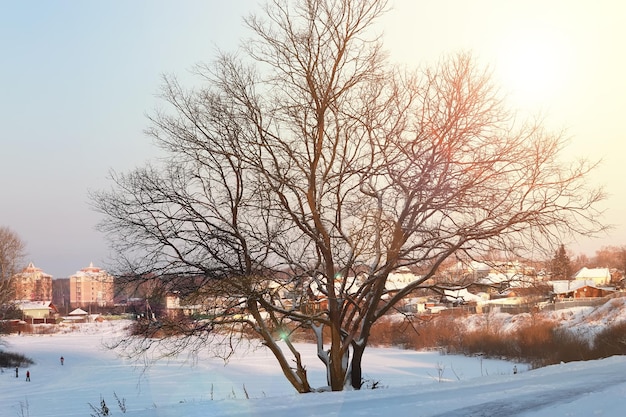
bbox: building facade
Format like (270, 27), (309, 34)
(13, 262), (53, 301)
(69, 263), (115, 308)
(573, 267), (612, 286)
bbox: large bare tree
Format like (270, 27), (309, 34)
(93, 0), (604, 392)
(0, 226), (26, 313)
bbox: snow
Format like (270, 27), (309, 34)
(1, 318), (625, 417)
(551, 279), (597, 294)
(574, 267), (611, 282)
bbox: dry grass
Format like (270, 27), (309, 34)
(593, 321), (626, 358)
(368, 313), (626, 369)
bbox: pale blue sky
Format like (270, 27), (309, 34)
(1, 1), (624, 277)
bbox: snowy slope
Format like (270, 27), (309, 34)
(1, 310), (626, 416)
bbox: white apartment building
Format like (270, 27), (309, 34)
(69, 262), (114, 308)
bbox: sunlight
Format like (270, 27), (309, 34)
(495, 23), (572, 110)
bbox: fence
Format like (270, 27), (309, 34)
(541, 291), (625, 311)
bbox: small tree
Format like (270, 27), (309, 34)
(551, 244), (572, 280)
(93, 0), (604, 392)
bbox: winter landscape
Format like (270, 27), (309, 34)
(2, 1), (626, 416)
(2, 300), (626, 417)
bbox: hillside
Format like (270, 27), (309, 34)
(462, 295), (626, 340)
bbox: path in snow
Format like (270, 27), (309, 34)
(431, 358), (626, 417)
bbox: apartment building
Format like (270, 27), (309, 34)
(69, 262), (115, 308)
(13, 262), (53, 301)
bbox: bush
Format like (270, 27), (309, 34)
(592, 321), (626, 358)
(368, 315), (465, 350)
(545, 327), (593, 365)
(459, 329), (514, 358)
(369, 312), (625, 369)
(0, 351), (34, 368)
(253, 311), (625, 369)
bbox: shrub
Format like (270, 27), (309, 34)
(514, 318), (558, 361)
(0, 351), (34, 368)
(546, 327), (593, 365)
(592, 321), (626, 358)
(368, 315), (466, 351)
(369, 312), (611, 369)
(459, 328), (513, 357)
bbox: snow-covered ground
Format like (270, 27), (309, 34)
(1, 311), (625, 417)
(469, 297), (626, 336)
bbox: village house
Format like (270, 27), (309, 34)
(473, 261), (539, 291)
(384, 267), (420, 293)
(551, 279), (615, 300)
(442, 259), (539, 292)
(163, 292), (204, 318)
(573, 267), (612, 286)
(65, 307), (90, 323)
(16, 300), (58, 324)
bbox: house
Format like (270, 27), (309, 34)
(570, 285), (615, 298)
(573, 267), (611, 286)
(16, 300), (58, 324)
(448, 259), (538, 293)
(551, 280), (615, 299)
(385, 267), (421, 292)
(442, 288), (484, 305)
(66, 308), (90, 323)
(69, 308), (89, 316)
(304, 272), (360, 313)
(164, 292), (204, 318)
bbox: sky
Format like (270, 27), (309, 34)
(2, 302), (626, 416)
(1, 0), (625, 278)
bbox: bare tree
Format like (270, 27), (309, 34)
(92, 0), (604, 392)
(591, 245), (626, 272)
(0, 226), (26, 314)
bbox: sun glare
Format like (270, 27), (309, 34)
(496, 24), (572, 110)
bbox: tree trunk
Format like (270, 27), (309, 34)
(350, 342), (366, 389)
(329, 322), (346, 391)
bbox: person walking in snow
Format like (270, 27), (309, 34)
(15, 367), (18, 378)
(26, 371), (30, 381)
(60, 356), (64, 365)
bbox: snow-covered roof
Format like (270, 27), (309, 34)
(470, 261), (491, 272)
(16, 262), (53, 278)
(69, 308), (89, 316)
(476, 272), (537, 288)
(477, 273), (507, 285)
(16, 300), (53, 310)
(477, 272), (520, 285)
(308, 269), (422, 297)
(385, 270), (420, 291)
(308, 275), (360, 298)
(574, 267), (611, 280)
(551, 280), (597, 294)
(443, 288), (483, 303)
(71, 262), (111, 278)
